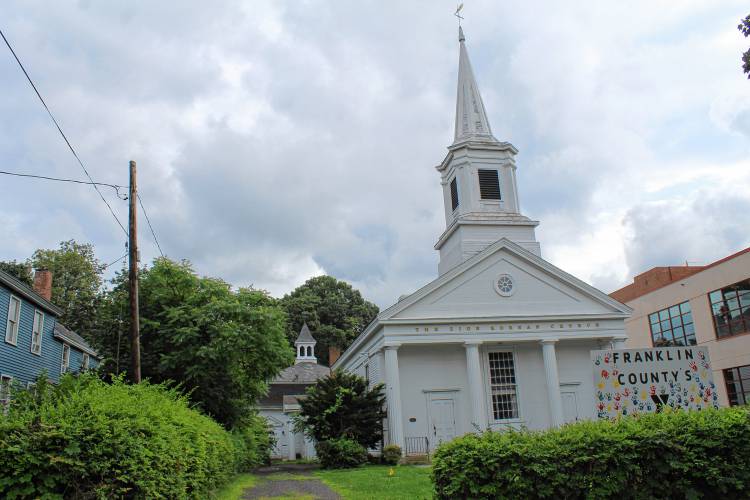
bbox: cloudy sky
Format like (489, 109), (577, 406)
(1, 1), (748, 307)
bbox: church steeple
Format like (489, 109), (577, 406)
(434, 26), (540, 275)
(454, 26), (497, 145)
(294, 323), (317, 364)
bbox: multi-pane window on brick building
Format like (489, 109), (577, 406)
(648, 301), (696, 346)
(724, 365), (750, 406)
(709, 278), (750, 339)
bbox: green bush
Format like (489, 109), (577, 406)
(432, 406), (750, 499)
(316, 437), (368, 469)
(232, 414), (274, 470)
(0, 374), (236, 499)
(381, 444), (402, 465)
(296, 370), (386, 449)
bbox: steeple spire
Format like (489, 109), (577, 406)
(454, 27), (497, 145)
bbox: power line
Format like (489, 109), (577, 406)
(137, 193), (164, 257)
(103, 252), (128, 269)
(0, 28), (128, 236)
(0, 169), (127, 198)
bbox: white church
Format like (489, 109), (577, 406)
(333, 27), (631, 454)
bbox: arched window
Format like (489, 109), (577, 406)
(298, 346), (304, 357)
(306, 346), (312, 357)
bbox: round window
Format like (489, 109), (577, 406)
(494, 274), (515, 297)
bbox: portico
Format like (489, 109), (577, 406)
(375, 320), (627, 451)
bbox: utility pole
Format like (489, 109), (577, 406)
(128, 160), (141, 383)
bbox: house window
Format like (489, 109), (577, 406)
(487, 351), (519, 420)
(450, 177), (459, 211)
(82, 353), (90, 371)
(724, 365), (750, 406)
(648, 301), (695, 346)
(306, 346), (312, 357)
(61, 344), (70, 374)
(478, 169), (501, 200)
(364, 363), (370, 384)
(0, 375), (12, 407)
(5, 295), (21, 345)
(31, 310), (44, 355)
(709, 278), (750, 339)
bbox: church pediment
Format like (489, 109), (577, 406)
(384, 238), (630, 321)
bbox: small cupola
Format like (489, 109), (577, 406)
(294, 323), (317, 364)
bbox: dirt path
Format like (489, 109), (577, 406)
(242, 463), (340, 499)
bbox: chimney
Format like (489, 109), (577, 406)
(329, 346), (341, 367)
(33, 269), (52, 301)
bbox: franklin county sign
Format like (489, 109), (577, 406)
(591, 346), (719, 419)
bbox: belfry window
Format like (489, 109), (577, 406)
(478, 169), (501, 200)
(450, 178), (459, 211)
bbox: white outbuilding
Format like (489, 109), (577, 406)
(258, 323), (330, 460)
(333, 27), (631, 455)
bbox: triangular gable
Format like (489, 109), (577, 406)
(383, 238), (631, 321)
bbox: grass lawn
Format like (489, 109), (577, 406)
(212, 473), (258, 500)
(315, 465), (433, 499)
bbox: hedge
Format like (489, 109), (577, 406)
(316, 437), (368, 469)
(432, 406), (750, 499)
(0, 374), (247, 499)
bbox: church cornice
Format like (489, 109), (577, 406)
(436, 141), (519, 172)
(434, 214), (540, 251)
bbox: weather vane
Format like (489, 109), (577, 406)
(454, 3), (464, 26)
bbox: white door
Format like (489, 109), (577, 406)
(271, 423), (287, 458)
(430, 397), (456, 448)
(561, 392), (579, 423)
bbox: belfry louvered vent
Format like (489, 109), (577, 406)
(478, 169), (501, 200)
(450, 177), (459, 211)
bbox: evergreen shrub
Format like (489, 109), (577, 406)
(381, 444), (402, 465)
(432, 406), (750, 499)
(0, 374), (236, 499)
(316, 437), (368, 469)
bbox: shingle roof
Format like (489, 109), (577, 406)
(54, 323), (99, 357)
(272, 362), (330, 384)
(0, 269), (63, 316)
(257, 383), (313, 408)
(295, 322), (316, 344)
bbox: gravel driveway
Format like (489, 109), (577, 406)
(242, 463), (340, 499)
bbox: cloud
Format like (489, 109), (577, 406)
(1, 0), (748, 307)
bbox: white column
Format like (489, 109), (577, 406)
(541, 339), (564, 427)
(286, 420), (296, 460)
(464, 341), (488, 430)
(611, 337), (627, 350)
(383, 344), (405, 451)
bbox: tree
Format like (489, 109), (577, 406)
(740, 14), (750, 78)
(93, 257), (294, 428)
(280, 276), (379, 365)
(0, 260), (33, 286)
(295, 370), (386, 449)
(31, 240), (104, 337)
